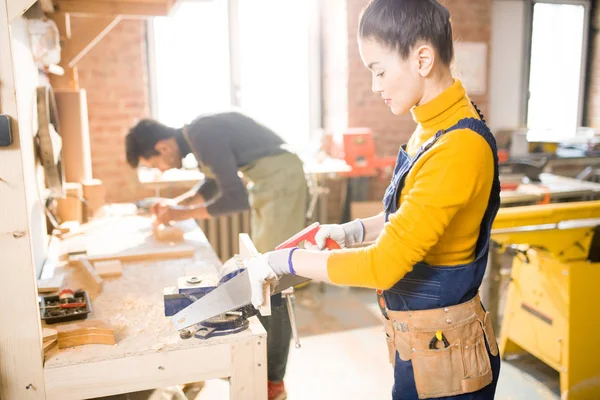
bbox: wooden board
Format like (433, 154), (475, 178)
(43, 328), (58, 343)
(82, 179), (105, 217)
(73, 259), (103, 292)
(37, 272), (66, 293)
(153, 224), (185, 243)
(63, 215), (196, 263)
(7, 0), (37, 21)
(0, 7), (46, 399)
(54, 90), (93, 183)
(44, 339), (58, 354)
(57, 196), (83, 223)
(53, 0), (177, 17)
(57, 319), (115, 349)
(93, 260), (122, 277)
(45, 342), (231, 400)
(238, 234), (270, 316)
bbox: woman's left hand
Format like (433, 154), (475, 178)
(246, 249), (294, 308)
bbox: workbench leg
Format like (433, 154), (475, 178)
(229, 336), (267, 400)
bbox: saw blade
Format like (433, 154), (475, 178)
(171, 255), (311, 331)
(171, 269), (253, 330)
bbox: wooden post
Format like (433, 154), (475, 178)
(0, 0), (45, 398)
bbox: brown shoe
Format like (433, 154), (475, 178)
(268, 380), (287, 400)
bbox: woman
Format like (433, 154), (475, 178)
(246, 0), (501, 398)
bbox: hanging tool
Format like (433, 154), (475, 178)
(171, 222), (340, 331)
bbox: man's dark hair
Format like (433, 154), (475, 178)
(359, 0), (454, 66)
(125, 119), (178, 168)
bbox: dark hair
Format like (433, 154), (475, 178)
(125, 119), (178, 168)
(359, 0), (454, 66)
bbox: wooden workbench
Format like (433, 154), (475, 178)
(42, 208), (267, 400)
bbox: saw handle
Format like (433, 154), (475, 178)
(275, 222), (341, 251)
(322, 237), (341, 250)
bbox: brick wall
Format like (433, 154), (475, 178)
(74, 19), (154, 203)
(323, 0), (493, 222)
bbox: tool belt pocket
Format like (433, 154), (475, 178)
(384, 319), (412, 366)
(411, 317), (493, 399)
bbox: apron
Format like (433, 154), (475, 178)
(381, 113), (502, 399)
(241, 151), (307, 253)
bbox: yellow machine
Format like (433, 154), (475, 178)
(491, 201), (600, 399)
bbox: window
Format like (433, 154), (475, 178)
(150, 1), (231, 127)
(525, 1), (589, 139)
(148, 0), (320, 151)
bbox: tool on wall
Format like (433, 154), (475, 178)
(168, 223), (340, 341)
(36, 85), (65, 199)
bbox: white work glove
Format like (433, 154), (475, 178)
(246, 249), (293, 308)
(305, 219), (365, 250)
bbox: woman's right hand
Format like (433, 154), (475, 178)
(306, 219), (365, 250)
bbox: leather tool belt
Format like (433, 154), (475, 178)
(383, 293), (499, 399)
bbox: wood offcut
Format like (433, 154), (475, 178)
(72, 258), (103, 292)
(57, 319), (115, 349)
(153, 224), (185, 243)
(93, 260), (122, 277)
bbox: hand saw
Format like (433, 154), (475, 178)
(170, 222), (340, 331)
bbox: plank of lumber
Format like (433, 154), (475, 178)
(78, 215), (196, 263)
(54, 92), (93, 182)
(7, 0), (37, 21)
(43, 338), (57, 354)
(239, 234), (270, 316)
(57, 319), (115, 349)
(0, 4), (46, 397)
(56, 196), (83, 223)
(85, 245), (195, 264)
(93, 260), (122, 277)
(53, 0), (176, 17)
(82, 179), (106, 217)
(153, 224), (185, 243)
(73, 259), (103, 292)
(43, 328), (58, 343)
(37, 272), (65, 293)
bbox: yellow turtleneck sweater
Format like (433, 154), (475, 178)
(327, 80), (494, 289)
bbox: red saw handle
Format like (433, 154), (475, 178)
(275, 222), (341, 250)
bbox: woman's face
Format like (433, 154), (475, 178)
(358, 37), (426, 116)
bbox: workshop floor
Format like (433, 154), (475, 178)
(97, 284), (560, 400)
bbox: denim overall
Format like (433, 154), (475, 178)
(381, 116), (501, 399)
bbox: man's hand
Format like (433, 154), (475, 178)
(153, 205), (193, 225)
(150, 198), (177, 217)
